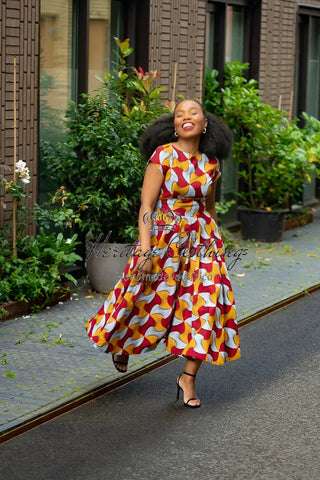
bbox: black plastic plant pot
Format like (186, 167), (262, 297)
(237, 207), (288, 242)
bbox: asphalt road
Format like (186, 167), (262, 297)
(1, 290), (320, 480)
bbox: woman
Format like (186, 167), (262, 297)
(86, 99), (241, 408)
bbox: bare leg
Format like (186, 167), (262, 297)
(178, 358), (202, 407)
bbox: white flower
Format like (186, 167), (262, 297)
(16, 160), (27, 172)
(21, 175), (30, 185)
(15, 160), (30, 184)
(66, 238), (72, 244)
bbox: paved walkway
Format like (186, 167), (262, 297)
(1, 290), (320, 480)
(1, 208), (320, 434)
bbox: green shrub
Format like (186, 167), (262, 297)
(0, 158), (81, 306)
(47, 38), (168, 243)
(204, 62), (320, 210)
(0, 232), (81, 304)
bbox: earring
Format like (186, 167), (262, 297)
(202, 127), (207, 134)
(174, 131), (178, 138)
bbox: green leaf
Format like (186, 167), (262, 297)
(63, 272), (77, 284)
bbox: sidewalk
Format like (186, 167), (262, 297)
(1, 208), (320, 434)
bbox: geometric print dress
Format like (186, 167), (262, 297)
(85, 143), (241, 365)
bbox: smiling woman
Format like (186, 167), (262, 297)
(85, 100), (241, 409)
(173, 100), (208, 153)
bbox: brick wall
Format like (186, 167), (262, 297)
(0, 0), (39, 235)
(149, 0), (207, 102)
(259, 0), (320, 113)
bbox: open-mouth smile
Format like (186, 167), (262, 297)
(182, 122), (194, 130)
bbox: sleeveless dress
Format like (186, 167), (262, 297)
(85, 143), (241, 365)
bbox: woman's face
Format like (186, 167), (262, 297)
(174, 100), (207, 139)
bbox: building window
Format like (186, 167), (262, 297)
(40, 1), (124, 119)
(225, 5), (245, 62)
(39, 0), (149, 202)
(39, 0), (128, 201)
(40, 0), (74, 133)
(39, 0), (74, 202)
(205, 0), (261, 222)
(206, 0), (261, 81)
(88, 1), (124, 94)
(40, 0), (149, 130)
(296, 11), (320, 119)
(295, 8), (320, 203)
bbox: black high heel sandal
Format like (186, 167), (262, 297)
(176, 371), (201, 408)
(112, 354), (129, 373)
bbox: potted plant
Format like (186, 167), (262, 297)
(47, 39), (168, 291)
(205, 62), (320, 242)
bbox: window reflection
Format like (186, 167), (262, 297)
(39, 1), (123, 202)
(206, 3), (245, 68)
(225, 6), (245, 63)
(295, 14), (320, 119)
(40, 0), (73, 120)
(39, 0), (73, 202)
(89, 0), (112, 93)
(306, 17), (320, 118)
(205, 10), (215, 70)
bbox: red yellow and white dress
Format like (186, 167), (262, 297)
(85, 143), (241, 365)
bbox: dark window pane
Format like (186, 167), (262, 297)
(306, 17), (320, 117)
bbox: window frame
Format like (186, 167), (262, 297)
(295, 6), (320, 200)
(206, 0), (261, 214)
(295, 6), (320, 120)
(206, 0), (261, 83)
(72, 0), (150, 103)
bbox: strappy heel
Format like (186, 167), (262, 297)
(176, 371), (201, 408)
(112, 354), (129, 373)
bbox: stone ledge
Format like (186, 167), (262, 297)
(284, 212), (313, 231)
(0, 287), (71, 322)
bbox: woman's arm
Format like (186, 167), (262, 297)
(205, 181), (218, 224)
(133, 162), (164, 278)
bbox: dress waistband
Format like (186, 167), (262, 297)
(155, 197), (206, 218)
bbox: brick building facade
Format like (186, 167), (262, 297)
(259, 0), (320, 113)
(1, 0), (320, 235)
(0, 0), (40, 235)
(149, 0), (207, 101)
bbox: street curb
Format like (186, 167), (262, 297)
(1, 282), (320, 445)
(238, 282), (320, 328)
(0, 353), (176, 444)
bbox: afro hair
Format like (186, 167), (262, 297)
(140, 103), (232, 161)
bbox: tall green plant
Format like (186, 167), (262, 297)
(48, 38), (168, 242)
(204, 62), (320, 209)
